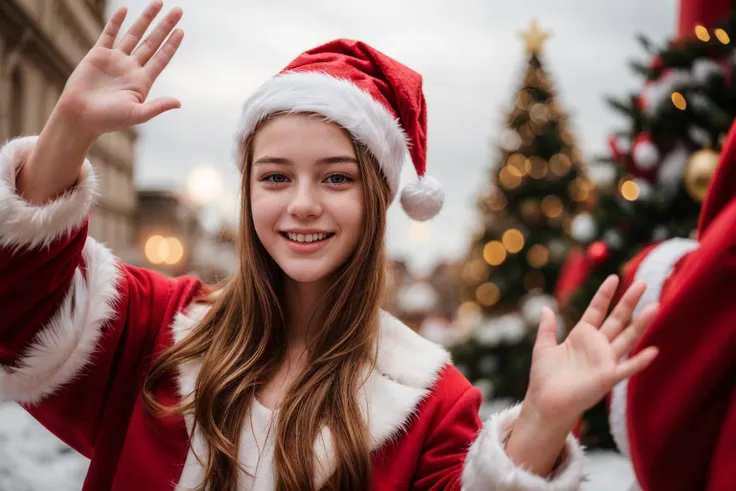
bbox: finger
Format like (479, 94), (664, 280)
(133, 7), (183, 65)
(117, 0), (164, 55)
(611, 303), (659, 358)
(534, 307), (559, 350)
(579, 275), (619, 328)
(614, 346), (659, 383)
(130, 97), (181, 125)
(95, 7), (127, 49)
(143, 29), (184, 81)
(600, 280), (647, 340)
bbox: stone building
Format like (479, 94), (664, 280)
(0, 0), (138, 260)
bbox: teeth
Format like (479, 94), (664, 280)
(286, 232), (330, 243)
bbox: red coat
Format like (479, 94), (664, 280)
(0, 136), (585, 490)
(608, 122), (736, 491)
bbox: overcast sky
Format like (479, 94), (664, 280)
(108, 0), (677, 275)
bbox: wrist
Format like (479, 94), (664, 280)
(518, 399), (578, 438)
(49, 101), (101, 145)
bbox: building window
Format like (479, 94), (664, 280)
(10, 68), (24, 137)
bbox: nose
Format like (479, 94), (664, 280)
(287, 181), (323, 219)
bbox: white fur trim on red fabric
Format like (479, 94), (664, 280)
(609, 379), (631, 458)
(234, 71), (410, 200)
(462, 404), (586, 491)
(632, 237), (699, 318)
(0, 238), (121, 404)
(170, 306), (452, 490)
(0, 136), (97, 250)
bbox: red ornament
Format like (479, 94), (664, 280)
(586, 241), (610, 267)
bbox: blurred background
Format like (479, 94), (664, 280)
(2, 0), (733, 489)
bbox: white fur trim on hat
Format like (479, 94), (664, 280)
(400, 175), (444, 221)
(234, 71), (409, 201)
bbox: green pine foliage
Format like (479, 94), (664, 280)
(451, 49), (588, 405)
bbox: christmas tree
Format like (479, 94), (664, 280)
(451, 20), (590, 406)
(556, 0), (736, 448)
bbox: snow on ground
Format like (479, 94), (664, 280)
(0, 401), (636, 490)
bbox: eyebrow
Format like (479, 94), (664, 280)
(253, 156), (359, 165)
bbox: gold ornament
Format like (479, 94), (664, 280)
(684, 148), (720, 202)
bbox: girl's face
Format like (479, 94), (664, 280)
(250, 114), (365, 284)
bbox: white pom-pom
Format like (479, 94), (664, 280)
(633, 139), (659, 170)
(400, 175), (444, 221)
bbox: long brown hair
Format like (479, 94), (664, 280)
(143, 114), (391, 490)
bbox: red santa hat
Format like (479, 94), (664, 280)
(234, 39), (443, 221)
(610, 119), (736, 491)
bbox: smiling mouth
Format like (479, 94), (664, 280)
(280, 232), (335, 243)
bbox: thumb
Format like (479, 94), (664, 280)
(131, 97), (181, 124)
(534, 307), (559, 350)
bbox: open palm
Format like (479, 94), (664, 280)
(59, 1), (184, 136)
(525, 276), (659, 424)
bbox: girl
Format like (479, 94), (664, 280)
(0, 2), (660, 490)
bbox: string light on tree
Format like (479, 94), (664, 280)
(527, 244), (550, 268)
(483, 241), (507, 266)
(502, 229), (525, 253)
(476, 282), (501, 307)
(714, 28), (730, 44)
(463, 259), (489, 283)
(541, 195), (563, 218)
(672, 91), (687, 110)
(694, 25), (710, 42)
(619, 178), (640, 201)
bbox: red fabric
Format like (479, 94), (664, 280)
(677, 0), (734, 39)
(626, 199), (736, 491)
(0, 221), (484, 490)
(282, 39), (428, 177)
(699, 119), (736, 236)
(554, 246), (590, 308)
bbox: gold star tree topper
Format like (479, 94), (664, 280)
(521, 19), (551, 54)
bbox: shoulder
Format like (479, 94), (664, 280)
(375, 310), (478, 409)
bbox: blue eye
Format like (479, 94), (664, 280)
(263, 173), (289, 183)
(326, 174), (352, 184)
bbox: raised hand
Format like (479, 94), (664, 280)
(58, 1), (184, 137)
(524, 275), (659, 423)
(504, 275), (659, 476)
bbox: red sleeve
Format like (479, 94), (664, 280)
(0, 137), (203, 458)
(411, 386), (482, 491)
(413, 371), (585, 491)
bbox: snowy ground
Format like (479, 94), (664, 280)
(0, 402), (636, 490)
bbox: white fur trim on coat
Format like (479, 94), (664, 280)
(170, 306), (452, 490)
(234, 71), (410, 200)
(462, 404), (586, 491)
(0, 136), (97, 250)
(0, 238), (121, 404)
(632, 237), (699, 318)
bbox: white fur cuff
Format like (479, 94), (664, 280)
(462, 404), (586, 491)
(0, 136), (97, 250)
(0, 238), (121, 404)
